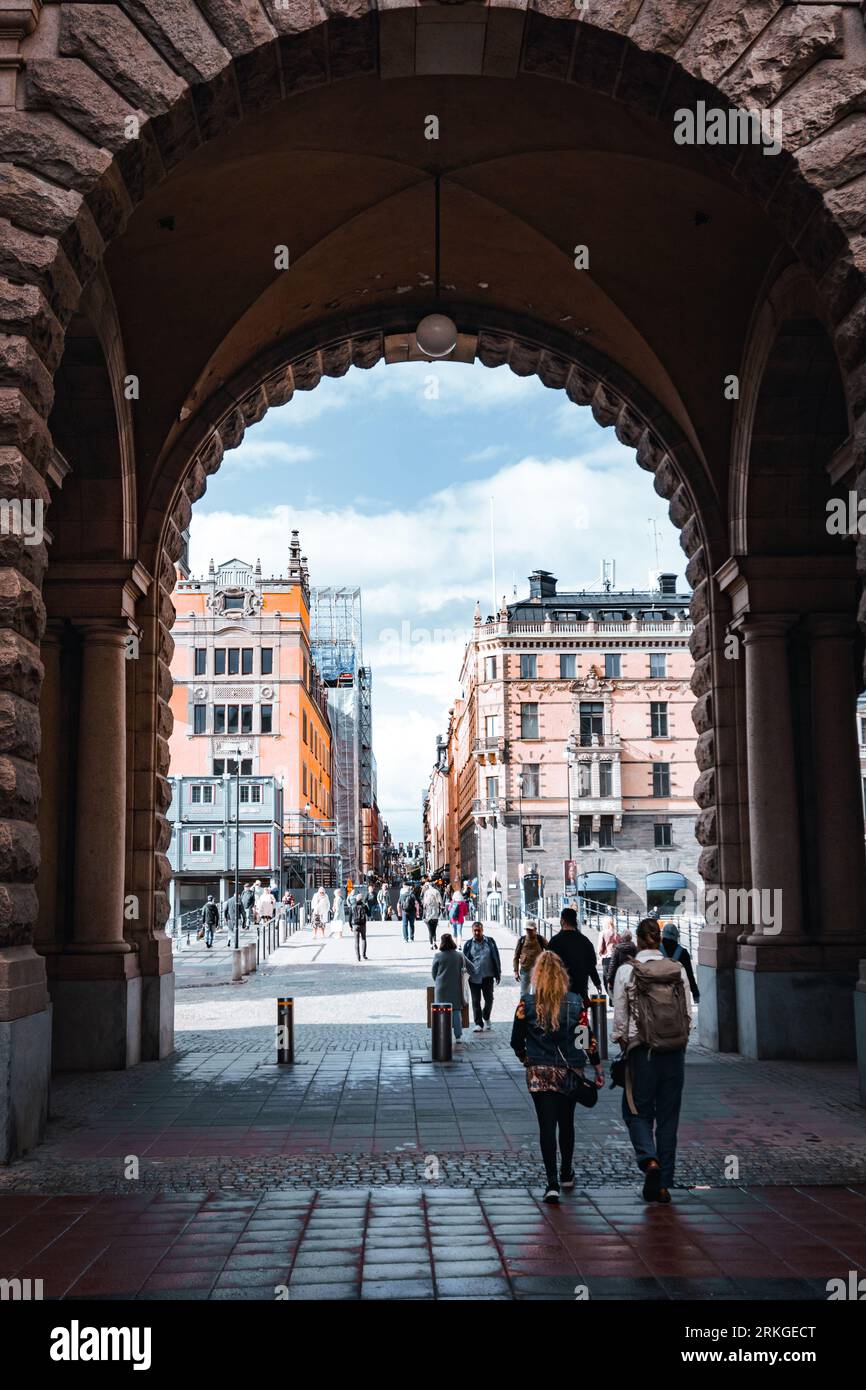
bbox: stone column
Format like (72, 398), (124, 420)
(35, 624), (62, 952)
(740, 617), (803, 942)
(809, 616), (866, 941)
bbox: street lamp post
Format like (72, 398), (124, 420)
(516, 769), (525, 925)
(233, 747), (242, 949)
(565, 734), (577, 862)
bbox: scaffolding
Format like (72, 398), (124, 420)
(310, 586), (362, 681)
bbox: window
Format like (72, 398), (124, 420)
(241, 705), (253, 734)
(213, 760), (225, 776)
(261, 704), (273, 734)
(577, 816), (592, 848)
(560, 653), (576, 679)
(242, 759), (252, 776)
(520, 653), (537, 680)
(522, 823), (541, 849)
(240, 784), (262, 804)
(485, 775), (498, 802)
(650, 653), (666, 678)
(241, 648), (253, 675)
(226, 705), (239, 735)
(302, 765), (308, 795)
(261, 648), (273, 676)
(520, 702), (539, 739)
(190, 833), (214, 854)
(652, 762), (671, 797)
(227, 648), (240, 675)
(650, 701), (669, 738)
(522, 763), (540, 798)
(190, 783), (215, 804)
(302, 710), (307, 743)
(604, 653), (621, 678)
(484, 655), (497, 681)
(599, 762), (613, 797)
(214, 706), (226, 734)
(194, 648), (207, 676)
(484, 715), (499, 738)
(193, 704), (207, 735)
(577, 763), (591, 797)
(579, 702), (604, 745)
(224, 595), (244, 611)
(654, 822), (672, 847)
(214, 648), (226, 676)
(599, 816), (614, 848)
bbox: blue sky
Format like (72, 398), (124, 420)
(187, 359), (686, 842)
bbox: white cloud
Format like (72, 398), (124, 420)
(222, 440), (316, 471)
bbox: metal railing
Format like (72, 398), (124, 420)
(502, 892), (703, 956)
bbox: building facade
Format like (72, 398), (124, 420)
(426, 570), (701, 917)
(167, 775), (284, 922)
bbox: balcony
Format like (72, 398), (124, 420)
(472, 796), (505, 826)
(576, 732), (621, 749)
(473, 736), (508, 765)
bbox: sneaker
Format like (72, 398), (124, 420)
(657, 1188), (672, 1204)
(642, 1161), (662, 1202)
(543, 1186), (560, 1205)
(560, 1172), (576, 1191)
(473, 1024), (484, 1033)
(484, 1021), (493, 1031)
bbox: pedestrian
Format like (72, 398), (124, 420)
(659, 922), (700, 1003)
(432, 932), (469, 1047)
(513, 918), (547, 996)
(612, 917), (692, 1204)
(511, 951), (604, 1203)
(448, 889), (468, 941)
(330, 887), (347, 937)
(398, 879), (418, 944)
(377, 880), (390, 921)
(598, 914), (620, 991)
(200, 894), (219, 948)
(463, 920), (501, 1032)
(351, 889), (368, 960)
(608, 929), (637, 996)
(224, 891), (246, 945)
(310, 885), (330, 938)
(422, 878), (443, 950)
(241, 881), (255, 924)
(258, 885), (275, 930)
(547, 906), (602, 1003)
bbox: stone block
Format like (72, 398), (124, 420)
(0, 1003), (50, 1162)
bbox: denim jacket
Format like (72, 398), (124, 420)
(510, 991), (595, 1067)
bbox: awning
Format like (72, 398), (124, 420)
(577, 872), (617, 893)
(646, 871), (687, 892)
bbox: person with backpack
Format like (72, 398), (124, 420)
(513, 919), (547, 995)
(200, 895), (219, 948)
(350, 889), (368, 960)
(448, 889), (469, 942)
(659, 922), (700, 1003)
(612, 917), (692, 1204)
(398, 880), (418, 944)
(422, 879), (443, 950)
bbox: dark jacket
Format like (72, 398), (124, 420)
(399, 886), (418, 917)
(462, 934), (501, 984)
(547, 928), (601, 1001)
(660, 938), (700, 1002)
(607, 939), (637, 996)
(510, 991), (599, 1067)
(224, 896), (246, 929)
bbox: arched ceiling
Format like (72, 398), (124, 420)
(102, 69), (787, 494)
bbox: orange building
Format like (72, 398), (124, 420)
(168, 534), (333, 839)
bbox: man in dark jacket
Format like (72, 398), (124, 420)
(659, 922), (700, 1002)
(200, 895), (219, 948)
(224, 892), (246, 946)
(398, 881), (418, 944)
(463, 921), (502, 1032)
(547, 907), (601, 1003)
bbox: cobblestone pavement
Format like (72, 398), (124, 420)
(1, 1185), (864, 1301)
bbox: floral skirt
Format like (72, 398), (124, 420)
(526, 1064), (571, 1095)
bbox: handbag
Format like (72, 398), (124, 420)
(556, 1044), (599, 1109)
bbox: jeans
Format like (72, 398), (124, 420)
(402, 912), (416, 942)
(531, 1091), (578, 1188)
(204, 925), (214, 948)
(518, 968), (533, 997)
(621, 1044), (685, 1188)
(452, 1006), (463, 1041)
(469, 978), (495, 1026)
(354, 923), (367, 959)
(426, 918), (439, 946)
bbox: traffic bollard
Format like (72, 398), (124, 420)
(589, 994), (608, 1061)
(431, 1004), (453, 1063)
(277, 997), (294, 1064)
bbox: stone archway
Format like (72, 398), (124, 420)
(2, 0), (866, 1158)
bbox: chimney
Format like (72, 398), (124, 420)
(528, 570), (557, 600)
(658, 573), (677, 596)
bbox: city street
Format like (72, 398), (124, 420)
(1, 920), (865, 1301)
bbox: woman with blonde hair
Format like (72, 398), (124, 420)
(511, 951), (604, 1203)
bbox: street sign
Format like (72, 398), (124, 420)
(564, 858), (577, 893)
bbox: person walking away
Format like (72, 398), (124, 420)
(548, 907), (602, 1003)
(612, 917), (692, 1204)
(258, 886), (275, 935)
(224, 891), (246, 945)
(608, 929), (637, 996)
(598, 914), (621, 991)
(511, 951), (604, 1203)
(513, 919), (547, 995)
(432, 932), (469, 1046)
(659, 922), (700, 1003)
(351, 890), (368, 960)
(310, 886), (330, 939)
(398, 880), (418, 944)
(201, 895), (219, 948)
(422, 879), (443, 950)
(241, 881), (256, 926)
(331, 887), (347, 938)
(449, 890), (468, 942)
(463, 920), (501, 1032)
